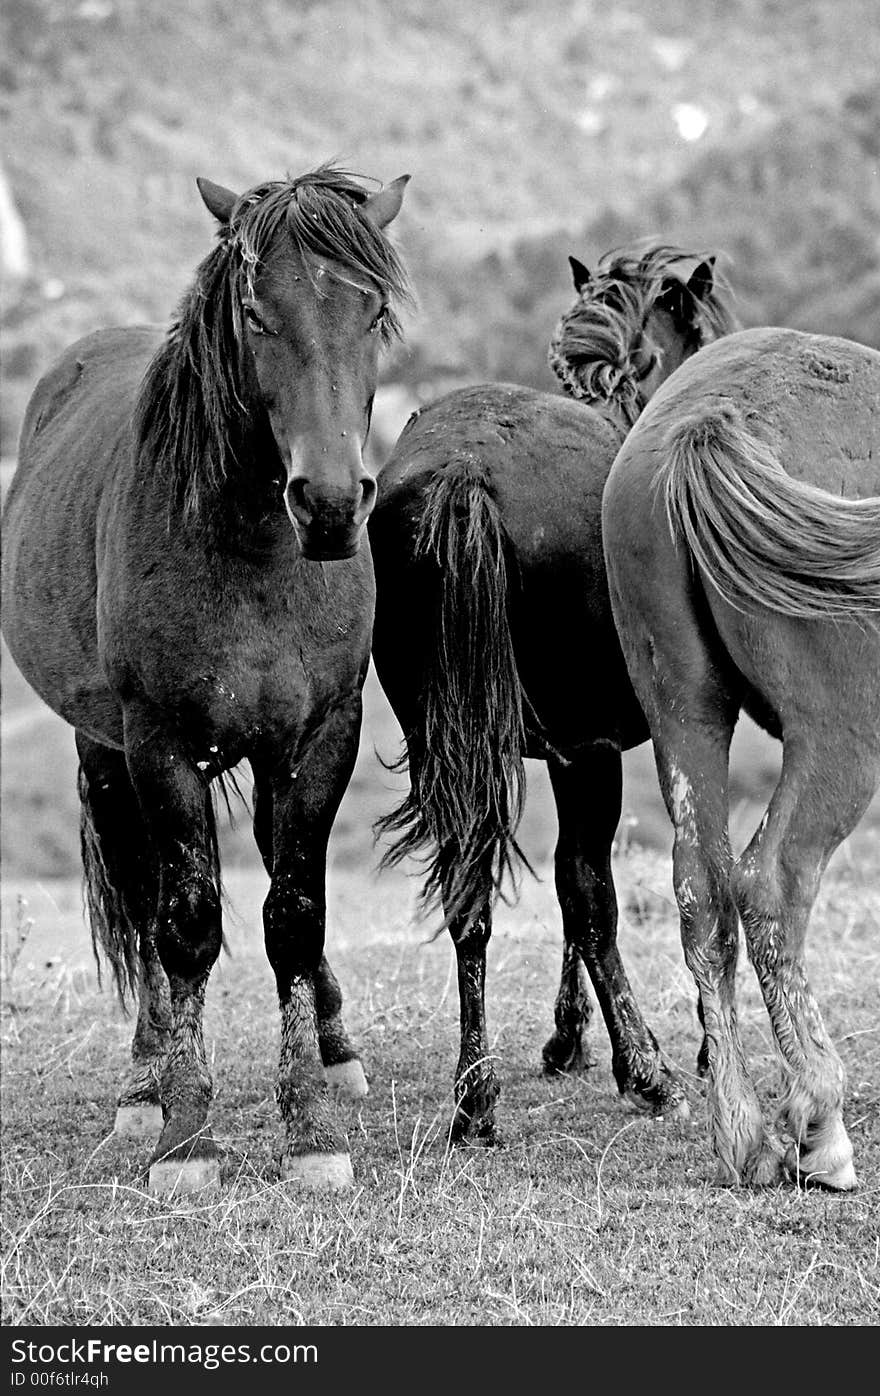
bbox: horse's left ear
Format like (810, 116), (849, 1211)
(361, 175), (410, 229)
(568, 255), (592, 293)
(196, 177), (239, 226)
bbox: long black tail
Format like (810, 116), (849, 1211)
(78, 764), (222, 1006)
(376, 458), (531, 924)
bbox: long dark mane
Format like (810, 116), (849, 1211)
(134, 166), (411, 517)
(548, 243), (737, 427)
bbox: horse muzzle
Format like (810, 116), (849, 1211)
(285, 475), (377, 562)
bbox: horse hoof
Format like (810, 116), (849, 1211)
(114, 1104), (164, 1139)
(662, 1095), (691, 1124)
(148, 1156), (221, 1195)
(450, 1120), (498, 1149)
(712, 1158), (742, 1187)
(325, 1059), (369, 1100)
(623, 1083), (689, 1121)
(785, 1143), (858, 1192)
(541, 1037), (597, 1076)
(745, 1143), (786, 1187)
(281, 1151), (354, 1190)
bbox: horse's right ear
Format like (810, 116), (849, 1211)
(196, 177), (239, 226)
(568, 256), (592, 293)
(686, 257), (716, 302)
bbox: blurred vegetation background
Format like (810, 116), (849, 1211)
(2, 0), (879, 880)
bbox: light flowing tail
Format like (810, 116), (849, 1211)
(657, 403), (880, 620)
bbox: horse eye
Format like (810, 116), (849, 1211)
(369, 306), (389, 334)
(243, 305), (267, 335)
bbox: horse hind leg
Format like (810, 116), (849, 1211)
(547, 750), (687, 1118)
(653, 712), (782, 1186)
(732, 733), (878, 1192)
(76, 733), (170, 1140)
(542, 934), (597, 1076)
(448, 891), (502, 1145)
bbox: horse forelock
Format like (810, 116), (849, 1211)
(548, 242), (735, 425)
(135, 166), (411, 519)
(230, 167), (411, 338)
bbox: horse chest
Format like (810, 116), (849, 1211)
(104, 553), (371, 752)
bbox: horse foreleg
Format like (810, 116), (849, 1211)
(124, 709), (222, 1194)
(257, 699), (362, 1191)
(314, 956), (369, 1100)
(252, 774), (366, 1101)
(114, 932), (171, 1139)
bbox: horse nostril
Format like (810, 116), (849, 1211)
(356, 474), (378, 523)
(285, 476), (313, 526)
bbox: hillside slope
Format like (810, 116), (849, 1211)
(3, 0), (879, 444)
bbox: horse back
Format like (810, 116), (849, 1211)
(639, 327), (880, 496)
(378, 382), (624, 582)
(13, 328), (162, 481)
(373, 382), (647, 750)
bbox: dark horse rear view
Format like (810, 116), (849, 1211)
(370, 246), (736, 1140)
(2, 165), (410, 1193)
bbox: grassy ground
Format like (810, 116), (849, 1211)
(2, 847), (877, 1327)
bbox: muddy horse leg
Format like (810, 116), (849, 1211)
(255, 696), (363, 1189)
(542, 934), (596, 1076)
(447, 893), (501, 1144)
(76, 732), (170, 1141)
(653, 711), (782, 1186)
(732, 733), (878, 1191)
(123, 707), (223, 1193)
(252, 774), (367, 1102)
(546, 750), (686, 1117)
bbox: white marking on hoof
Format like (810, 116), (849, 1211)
(148, 1157), (221, 1196)
(785, 1115), (858, 1191)
(325, 1059), (369, 1100)
(114, 1104), (164, 1139)
(787, 1144), (858, 1192)
(811, 1158), (858, 1191)
(281, 1151), (354, 1189)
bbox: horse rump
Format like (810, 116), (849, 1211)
(658, 402), (880, 620)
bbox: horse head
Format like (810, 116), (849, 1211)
(550, 245), (736, 428)
(198, 169), (410, 560)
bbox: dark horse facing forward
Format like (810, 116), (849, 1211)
(602, 327), (880, 1189)
(2, 166), (410, 1192)
(370, 245), (736, 1141)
